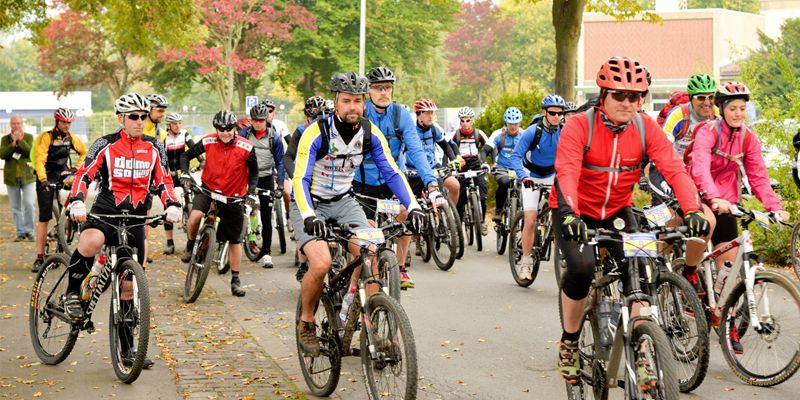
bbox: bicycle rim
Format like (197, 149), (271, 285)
(296, 294), (341, 396)
(29, 253), (79, 365)
(431, 206), (456, 271)
(275, 201), (287, 254)
(243, 205), (263, 261)
(630, 321), (680, 399)
(109, 259), (150, 384)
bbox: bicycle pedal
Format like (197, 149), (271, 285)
(83, 320), (95, 333)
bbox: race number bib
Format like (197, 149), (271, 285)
(643, 203), (672, 227)
(355, 228), (385, 246)
(623, 232), (658, 258)
(751, 210), (771, 229)
(376, 199), (401, 215)
(464, 170), (478, 178)
(210, 191), (228, 204)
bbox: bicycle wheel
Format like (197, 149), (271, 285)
(274, 200), (287, 254)
(791, 222), (800, 280)
(242, 204), (262, 261)
(470, 193), (483, 251)
(629, 321), (680, 399)
(361, 294), (418, 400)
(431, 204), (457, 271)
(56, 201), (77, 254)
(553, 235), (567, 288)
(29, 253), (79, 365)
(508, 213), (533, 287)
(719, 270), (800, 386)
(463, 199), (475, 247)
(216, 242), (230, 275)
(296, 294), (341, 396)
(654, 270), (709, 392)
(451, 198), (465, 259)
(184, 226), (216, 303)
(575, 301), (608, 400)
(109, 259), (150, 384)
(378, 250), (402, 302)
(530, 208), (552, 283)
(416, 234), (431, 263)
(496, 208), (508, 255)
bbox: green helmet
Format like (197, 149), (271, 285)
(687, 74), (717, 96)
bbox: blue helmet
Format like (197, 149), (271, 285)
(503, 107), (523, 124)
(541, 94), (566, 110)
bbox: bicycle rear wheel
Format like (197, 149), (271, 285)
(109, 259), (150, 384)
(184, 226), (216, 303)
(242, 204), (263, 261)
(361, 294), (418, 400)
(629, 321), (680, 399)
(56, 200), (77, 253)
(470, 193), (483, 251)
(274, 200), (287, 254)
(719, 270), (800, 386)
(29, 253), (79, 365)
(431, 204), (457, 271)
(296, 294), (341, 396)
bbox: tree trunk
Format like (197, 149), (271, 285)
(476, 88), (483, 109)
(235, 73), (247, 111)
(552, 0), (587, 101)
(302, 72), (315, 98)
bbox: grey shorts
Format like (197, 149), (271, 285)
(290, 195), (370, 251)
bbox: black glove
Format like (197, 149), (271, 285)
(304, 216), (326, 238)
(408, 208), (426, 234)
(638, 176), (650, 192)
(684, 211), (710, 237)
(37, 180), (52, 191)
(522, 177), (536, 189)
(560, 213), (587, 243)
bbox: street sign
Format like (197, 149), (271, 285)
(245, 96), (259, 108)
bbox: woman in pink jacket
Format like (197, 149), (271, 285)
(688, 81), (789, 270)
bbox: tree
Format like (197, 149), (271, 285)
(0, 38), (60, 91)
(159, 0), (315, 110)
(444, 1), (513, 108)
(687, 0), (760, 13)
(498, 0), (556, 94)
(0, 0), (47, 32)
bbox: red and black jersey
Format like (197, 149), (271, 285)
(180, 133), (258, 197)
(69, 129), (179, 213)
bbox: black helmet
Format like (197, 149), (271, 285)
(367, 66), (396, 84)
(304, 96), (326, 118)
(330, 71), (369, 94)
(261, 98), (275, 109)
(793, 129), (800, 152)
(250, 103), (269, 119)
(212, 111), (237, 131)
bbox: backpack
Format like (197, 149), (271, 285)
(528, 113), (543, 129)
(582, 107), (648, 172)
(683, 120), (750, 193)
(316, 116), (372, 161)
(525, 124), (546, 153)
(657, 91), (690, 126)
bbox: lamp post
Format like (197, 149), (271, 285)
(359, 0), (366, 75)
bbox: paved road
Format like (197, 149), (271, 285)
(2, 200), (800, 399)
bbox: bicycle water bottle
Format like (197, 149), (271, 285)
(81, 254), (107, 301)
(597, 297), (613, 346)
(714, 261), (733, 295)
(339, 286), (356, 326)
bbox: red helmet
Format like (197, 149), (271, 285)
(595, 56), (649, 93)
(413, 98), (437, 113)
(715, 81), (750, 104)
(54, 107), (75, 123)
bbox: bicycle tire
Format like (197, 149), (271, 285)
(719, 270), (800, 387)
(216, 242), (230, 275)
(56, 200), (76, 254)
(274, 200), (287, 254)
(29, 253), (79, 365)
(417, 234), (431, 263)
(791, 222), (800, 280)
(109, 259), (150, 384)
(654, 270), (709, 392)
(378, 250), (402, 302)
(630, 321), (680, 399)
(296, 294), (341, 396)
(431, 204), (457, 271)
(361, 294), (418, 400)
(450, 197), (465, 259)
(470, 193), (483, 251)
(184, 226), (216, 303)
(530, 208), (552, 284)
(575, 295), (608, 400)
(243, 203), (262, 261)
(496, 208), (508, 255)
(508, 212), (533, 287)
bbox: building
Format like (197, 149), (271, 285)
(761, 0), (800, 38)
(0, 91), (92, 136)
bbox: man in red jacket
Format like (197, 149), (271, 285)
(551, 56), (710, 388)
(180, 111), (258, 297)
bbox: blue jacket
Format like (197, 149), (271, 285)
(407, 124), (447, 171)
(492, 131), (523, 169)
(510, 123), (560, 179)
(238, 126), (285, 185)
(354, 101), (437, 187)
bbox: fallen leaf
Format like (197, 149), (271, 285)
(33, 392), (42, 397)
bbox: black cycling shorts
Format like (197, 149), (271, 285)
(191, 191), (244, 244)
(81, 206), (146, 263)
(407, 176), (425, 199)
(711, 211), (738, 246)
(36, 185), (57, 222)
(353, 181), (393, 221)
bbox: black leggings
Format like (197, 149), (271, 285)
(494, 173), (513, 214)
(257, 176), (275, 258)
(457, 174), (488, 222)
(555, 207), (638, 300)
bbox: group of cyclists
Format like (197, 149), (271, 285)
(19, 53), (795, 396)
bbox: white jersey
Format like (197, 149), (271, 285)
(272, 118), (291, 139)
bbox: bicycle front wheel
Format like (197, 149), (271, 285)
(109, 259), (150, 384)
(184, 226), (216, 303)
(629, 321), (680, 400)
(719, 270), (800, 386)
(450, 197), (465, 260)
(296, 294), (341, 396)
(431, 204), (457, 271)
(791, 222), (800, 280)
(274, 200), (287, 254)
(242, 204), (263, 261)
(361, 294), (418, 400)
(470, 193), (483, 251)
(56, 201), (77, 253)
(508, 212), (532, 287)
(29, 253), (79, 365)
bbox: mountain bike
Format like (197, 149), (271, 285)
(30, 212), (162, 383)
(493, 168), (520, 256)
(453, 168), (487, 252)
(242, 187), (284, 261)
(509, 183), (553, 287)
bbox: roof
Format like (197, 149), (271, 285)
(0, 91), (92, 115)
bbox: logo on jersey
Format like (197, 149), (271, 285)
(236, 140), (253, 151)
(112, 157), (152, 179)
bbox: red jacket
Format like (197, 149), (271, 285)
(181, 133), (258, 197)
(550, 109), (701, 220)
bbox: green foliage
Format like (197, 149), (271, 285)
(587, 0), (660, 22)
(0, 38), (59, 91)
(498, 0), (556, 93)
(474, 89), (546, 135)
(687, 0), (760, 13)
(0, 0), (47, 32)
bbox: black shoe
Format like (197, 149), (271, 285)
(121, 353), (154, 369)
(231, 277), (246, 297)
(26, 233), (35, 242)
(63, 293), (85, 321)
(164, 243), (175, 255)
(14, 234), (25, 242)
(31, 258), (43, 273)
(296, 263), (308, 282)
(146, 256), (153, 264)
(180, 249), (192, 263)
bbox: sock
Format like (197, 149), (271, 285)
(231, 271), (240, 283)
(561, 330), (580, 343)
(167, 239), (174, 246)
(683, 264), (697, 274)
(67, 250), (94, 294)
(36, 253), (44, 260)
(186, 239), (195, 251)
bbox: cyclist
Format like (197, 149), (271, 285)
(508, 95), (564, 281)
(488, 107), (524, 225)
(180, 111), (258, 297)
(293, 71), (424, 355)
(563, 101), (579, 120)
(353, 67), (443, 289)
(143, 94), (169, 138)
(161, 112), (199, 255)
(239, 103), (285, 269)
(553, 56), (710, 387)
(452, 105), (491, 235)
(32, 107), (88, 273)
(66, 93), (182, 368)
(663, 73), (718, 157)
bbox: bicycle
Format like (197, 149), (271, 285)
(790, 220), (800, 280)
(672, 204), (800, 387)
(453, 168), (487, 252)
(296, 220), (416, 398)
(179, 174), (195, 233)
(242, 187), (285, 261)
(183, 183), (246, 303)
(509, 183), (553, 287)
(564, 225), (680, 400)
(29, 212), (162, 383)
(493, 168), (520, 256)
(44, 174), (80, 255)
(405, 169), (459, 271)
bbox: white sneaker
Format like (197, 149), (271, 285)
(259, 254), (273, 269)
(519, 256), (534, 280)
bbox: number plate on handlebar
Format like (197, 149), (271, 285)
(508, 170), (517, 179)
(210, 191), (228, 204)
(752, 210), (771, 229)
(643, 203), (672, 227)
(622, 232), (658, 258)
(464, 170), (478, 178)
(355, 228), (385, 245)
(376, 199), (401, 215)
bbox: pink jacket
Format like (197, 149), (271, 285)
(687, 120), (782, 211)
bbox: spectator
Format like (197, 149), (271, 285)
(0, 115), (36, 241)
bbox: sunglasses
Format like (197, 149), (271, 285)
(219, 125), (236, 132)
(546, 110), (564, 117)
(460, 119), (472, 123)
(251, 118), (266, 123)
(371, 84), (393, 92)
(607, 90), (643, 103)
(694, 94), (715, 102)
(126, 113), (149, 121)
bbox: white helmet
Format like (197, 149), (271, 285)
(165, 112), (183, 124)
(115, 93), (151, 115)
(457, 106), (475, 119)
